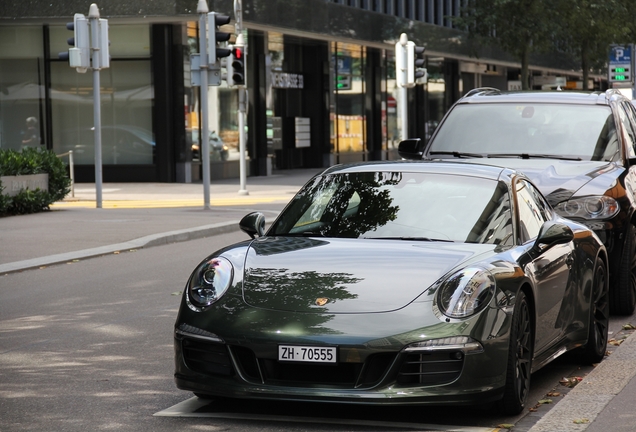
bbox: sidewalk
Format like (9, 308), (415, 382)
(526, 328), (636, 432)
(1, 167), (636, 431)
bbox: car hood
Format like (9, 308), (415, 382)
(473, 158), (623, 206)
(241, 237), (494, 314)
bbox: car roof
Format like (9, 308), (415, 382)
(457, 89), (622, 106)
(321, 160), (514, 182)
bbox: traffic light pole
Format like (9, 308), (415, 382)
(235, 0), (249, 195)
(89, 4), (103, 208)
(197, 0), (212, 210)
(238, 84), (248, 195)
(395, 33), (425, 142)
(397, 34), (408, 141)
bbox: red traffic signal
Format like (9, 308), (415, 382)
(229, 46), (245, 86)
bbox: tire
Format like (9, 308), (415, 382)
(193, 392), (214, 400)
(499, 290), (533, 415)
(612, 224), (636, 315)
(579, 259), (609, 364)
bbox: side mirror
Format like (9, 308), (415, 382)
(533, 220), (574, 252)
(519, 220), (573, 267)
(397, 138), (424, 160)
(240, 212), (266, 239)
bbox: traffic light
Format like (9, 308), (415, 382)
(95, 18), (110, 69)
(406, 41), (426, 87)
(59, 13), (90, 72)
(208, 12), (232, 65)
(610, 65), (631, 82)
(228, 45), (245, 86)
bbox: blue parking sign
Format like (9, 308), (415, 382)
(610, 45), (632, 63)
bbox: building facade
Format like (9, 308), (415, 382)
(0, 0), (604, 182)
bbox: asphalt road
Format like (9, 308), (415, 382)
(1, 231), (634, 432)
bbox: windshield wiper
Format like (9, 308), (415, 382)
(487, 153), (582, 161)
(363, 236), (454, 242)
(429, 151), (484, 158)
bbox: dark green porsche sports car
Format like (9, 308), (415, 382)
(174, 161), (609, 415)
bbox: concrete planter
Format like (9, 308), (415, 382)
(0, 174), (49, 197)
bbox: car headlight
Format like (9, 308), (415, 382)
(554, 196), (619, 220)
(188, 257), (234, 308)
(436, 267), (495, 319)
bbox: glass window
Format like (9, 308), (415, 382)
(619, 102), (636, 160)
(270, 171), (512, 245)
(385, 50), (400, 151)
(516, 179), (549, 243)
(623, 101), (636, 159)
(187, 22), (239, 164)
(430, 103), (617, 161)
(425, 58), (446, 139)
(50, 22), (154, 166)
(51, 59), (154, 165)
(0, 26), (46, 150)
(332, 42), (366, 158)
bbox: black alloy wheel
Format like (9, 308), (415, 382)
(612, 224), (636, 315)
(500, 291), (533, 415)
(579, 259), (610, 364)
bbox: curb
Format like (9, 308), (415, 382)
(0, 220), (240, 275)
(527, 328), (636, 431)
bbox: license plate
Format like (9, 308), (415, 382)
(278, 345), (337, 363)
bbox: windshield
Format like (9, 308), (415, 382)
(430, 103), (618, 162)
(269, 171), (513, 245)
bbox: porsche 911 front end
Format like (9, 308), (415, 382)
(173, 234), (517, 406)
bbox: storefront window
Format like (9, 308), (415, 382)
(426, 57), (446, 140)
(217, 87), (238, 161)
(188, 22), (238, 163)
(266, 32), (284, 157)
(0, 26), (46, 151)
(49, 24), (153, 165)
(332, 42), (366, 162)
(385, 50), (400, 153)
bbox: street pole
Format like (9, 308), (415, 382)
(238, 84), (248, 195)
(198, 0), (211, 210)
(398, 33), (409, 141)
(88, 3), (103, 208)
(235, 0), (249, 195)
(632, 44), (636, 100)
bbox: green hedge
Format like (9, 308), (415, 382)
(0, 147), (71, 216)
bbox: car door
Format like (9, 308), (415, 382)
(620, 102), (636, 209)
(514, 178), (575, 354)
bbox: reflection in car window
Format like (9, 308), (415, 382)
(430, 103), (616, 161)
(515, 179), (549, 243)
(269, 171), (514, 246)
(620, 102), (636, 159)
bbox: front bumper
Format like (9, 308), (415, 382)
(173, 325), (508, 406)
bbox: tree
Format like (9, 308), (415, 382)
(456, 0), (552, 90)
(553, 0), (630, 90)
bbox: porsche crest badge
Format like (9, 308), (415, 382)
(315, 297), (329, 306)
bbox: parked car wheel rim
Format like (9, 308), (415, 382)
(613, 224), (636, 315)
(577, 258), (609, 364)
